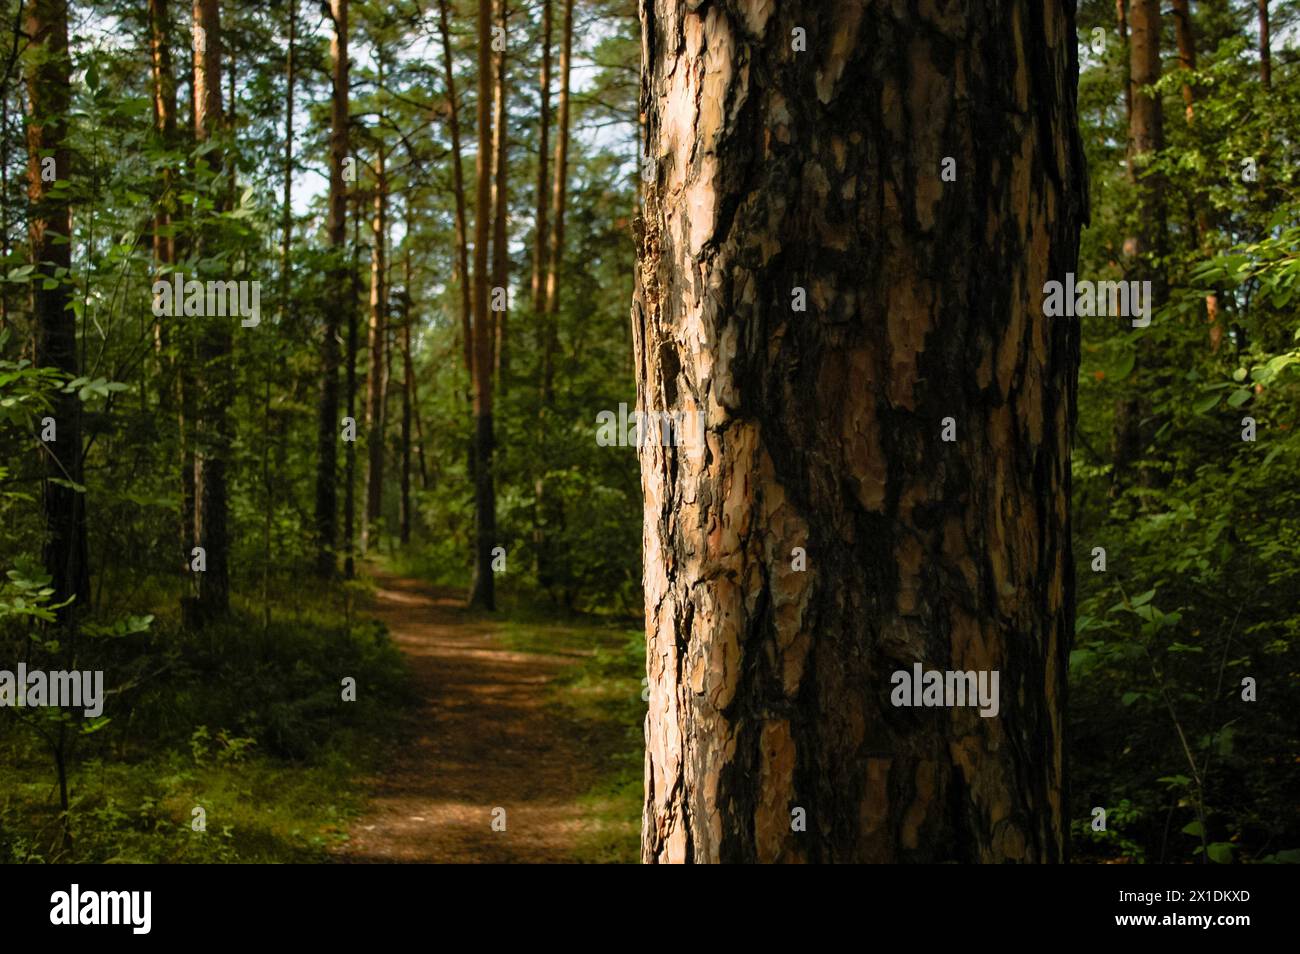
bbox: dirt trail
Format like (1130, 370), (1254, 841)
(335, 573), (608, 863)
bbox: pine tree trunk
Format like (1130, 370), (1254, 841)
(1114, 0), (1164, 490)
(280, 0), (295, 316)
(531, 0), (552, 315)
(467, 0), (497, 610)
(362, 145), (387, 554)
(344, 195), (361, 579)
(400, 246), (413, 547)
(314, 0), (348, 576)
(491, 0), (510, 388)
(192, 0), (230, 621)
(1258, 0), (1271, 90)
(27, 0), (89, 618)
(635, 0), (1085, 863)
(534, 0), (572, 595)
(437, 0), (474, 382)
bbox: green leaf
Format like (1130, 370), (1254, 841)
(1227, 388), (1252, 408)
(1182, 820), (1204, 838)
(1121, 691), (1141, 706)
(1207, 842), (1234, 864)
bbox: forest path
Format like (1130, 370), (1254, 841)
(334, 572), (607, 863)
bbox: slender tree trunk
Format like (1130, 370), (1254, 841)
(534, 0), (572, 594)
(362, 145), (387, 554)
(1117, 0), (1131, 157)
(437, 0), (473, 381)
(400, 244), (413, 547)
(1258, 0), (1271, 90)
(280, 0), (295, 316)
(531, 0), (551, 315)
(636, 0), (1084, 864)
(314, 0), (348, 576)
(1171, 0), (1196, 121)
(467, 0), (496, 610)
(27, 0), (89, 618)
(344, 195), (361, 579)
(192, 0), (230, 622)
(1115, 0), (1164, 490)
(491, 0), (510, 387)
(147, 0), (186, 569)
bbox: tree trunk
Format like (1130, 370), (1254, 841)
(1171, 0), (1196, 122)
(1117, 0), (1131, 157)
(147, 0), (188, 571)
(1258, 0), (1271, 90)
(280, 0), (295, 317)
(467, 0), (496, 610)
(635, 0), (1084, 863)
(531, 0), (552, 315)
(314, 0), (348, 577)
(437, 0), (473, 382)
(400, 244), (413, 547)
(344, 194), (361, 579)
(362, 145), (387, 555)
(491, 0), (510, 388)
(27, 0), (89, 618)
(192, 0), (230, 622)
(1114, 0), (1164, 490)
(534, 0), (573, 595)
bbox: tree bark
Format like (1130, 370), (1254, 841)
(531, 0), (552, 315)
(27, 0), (89, 618)
(635, 0), (1084, 863)
(344, 192), (361, 578)
(1115, 0), (1164, 489)
(362, 144), (387, 554)
(1171, 0), (1196, 122)
(314, 0), (348, 577)
(1117, 0), (1131, 154)
(280, 0), (295, 316)
(467, 0), (497, 610)
(437, 0), (474, 382)
(1258, 0), (1271, 90)
(491, 0), (510, 387)
(192, 0), (230, 621)
(400, 242), (413, 547)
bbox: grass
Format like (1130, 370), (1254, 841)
(0, 576), (412, 864)
(492, 607), (645, 864)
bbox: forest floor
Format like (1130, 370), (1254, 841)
(334, 571), (641, 863)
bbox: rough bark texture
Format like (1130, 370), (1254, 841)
(27, 0), (89, 618)
(400, 246), (413, 547)
(1116, 0), (1131, 145)
(314, 0), (348, 576)
(192, 0), (230, 620)
(467, 0), (497, 611)
(362, 145), (387, 554)
(634, 0), (1085, 863)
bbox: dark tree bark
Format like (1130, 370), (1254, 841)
(467, 0), (497, 610)
(27, 0), (88, 618)
(635, 0), (1085, 863)
(344, 192), (361, 579)
(280, 0), (295, 314)
(314, 0), (348, 577)
(1258, 0), (1271, 90)
(191, 0), (231, 621)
